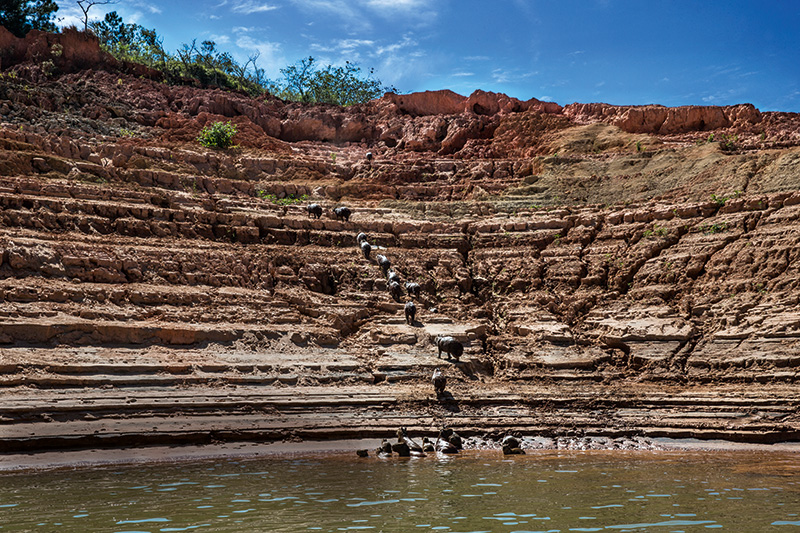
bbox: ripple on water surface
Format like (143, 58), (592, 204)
(0, 450), (798, 532)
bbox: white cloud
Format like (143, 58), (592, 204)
(701, 87), (744, 104)
(232, 1), (280, 14)
(290, 0), (369, 31)
(451, 72), (474, 77)
(492, 69), (511, 84)
(364, 0), (429, 10)
(291, 0), (356, 16)
(363, 0), (437, 27)
(309, 43), (335, 53)
(291, 0), (436, 30)
(492, 68), (537, 84)
(375, 35), (416, 56)
(309, 38), (375, 61)
(210, 34), (232, 45)
(337, 39), (376, 52)
(118, 1), (162, 15)
(135, 2), (162, 15)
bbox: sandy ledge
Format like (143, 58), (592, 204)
(2, 438), (799, 473)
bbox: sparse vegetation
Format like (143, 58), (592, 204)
(711, 193), (728, 206)
(88, 12), (392, 102)
(267, 56), (394, 106)
(90, 12), (267, 96)
(256, 191), (309, 206)
(701, 222), (728, 234)
(711, 190), (742, 206)
(719, 133), (739, 152)
(643, 223), (668, 239)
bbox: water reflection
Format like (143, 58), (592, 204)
(0, 450), (798, 532)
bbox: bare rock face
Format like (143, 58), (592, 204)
(381, 89), (561, 118)
(465, 90), (561, 116)
(563, 102), (762, 134)
(382, 90), (467, 116)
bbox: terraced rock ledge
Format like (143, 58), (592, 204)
(2, 29), (800, 457)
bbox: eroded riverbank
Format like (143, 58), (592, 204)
(3, 38), (800, 467)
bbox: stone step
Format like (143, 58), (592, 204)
(0, 371), (374, 389)
(0, 318), (340, 348)
(2, 388), (797, 453)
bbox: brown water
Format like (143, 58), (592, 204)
(0, 449), (799, 532)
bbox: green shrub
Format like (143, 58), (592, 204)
(711, 190), (742, 207)
(643, 223), (668, 239)
(197, 121), (237, 149)
(701, 222), (728, 234)
(719, 133), (738, 152)
(711, 193), (728, 206)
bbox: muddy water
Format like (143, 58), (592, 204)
(0, 450), (799, 532)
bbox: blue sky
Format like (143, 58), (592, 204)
(55, 1), (800, 111)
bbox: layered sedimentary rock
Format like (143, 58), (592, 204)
(1, 28), (800, 453)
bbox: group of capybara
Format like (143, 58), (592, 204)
(306, 201), (464, 398)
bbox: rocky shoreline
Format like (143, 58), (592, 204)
(4, 434), (800, 473)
